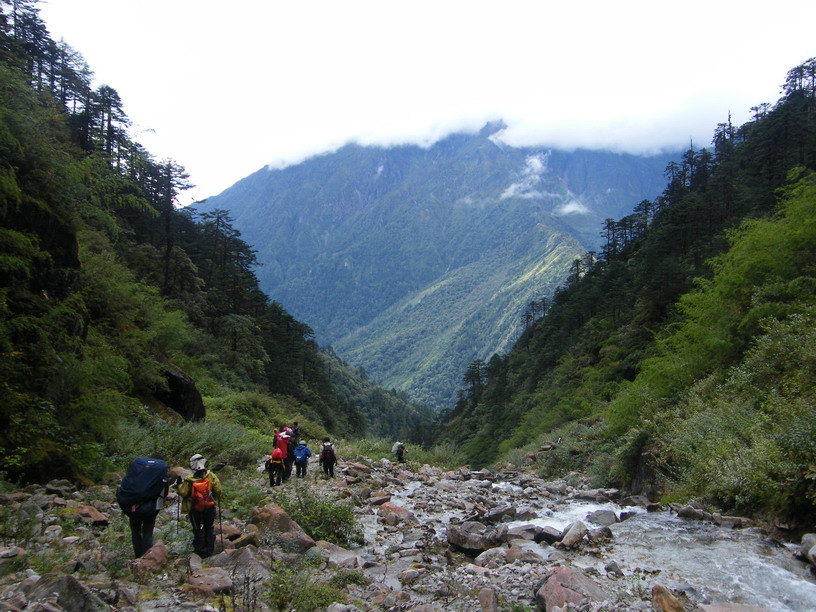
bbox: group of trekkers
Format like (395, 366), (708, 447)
(264, 422), (339, 486)
(116, 422), (346, 560)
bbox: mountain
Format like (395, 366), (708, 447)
(199, 130), (675, 407)
(440, 58), (816, 525)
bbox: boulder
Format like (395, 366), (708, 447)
(73, 505), (109, 526)
(534, 525), (563, 545)
(651, 584), (685, 612)
(560, 520), (588, 548)
(535, 565), (606, 609)
(156, 360), (205, 421)
(801, 533), (816, 559)
(484, 504), (516, 523)
(504, 545), (545, 564)
(447, 521), (508, 552)
(249, 504), (315, 552)
(26, 574), (109, 612)
(586, 509), (618, 526)
(131, 542), (169, 580)
(478, 587), (499, 612)
(507, 524), (542, 541)
(316, 540), (362, 568)
(474, 546), (506, 567)
(187, 567), (233, 594)
(378, 502), (415, 526)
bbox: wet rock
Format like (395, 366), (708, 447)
(619, 494), (650, 507)
(605, 560), (624, 577)
(505, 545), (545, 564)
(478, 586), (499, 612)
(484, 504), (516, 523)
(507, 524), (542, 541)
(534, 565), (606, 609)
(534, 525), (562, 545)
(560, 520), (588, 548)
(800, 533), (816, 561)
(587, 526), (613, 543)
(447, 522), (508, 552)
(26, 574), (109, 612)
(587, 509), (618, 526)
(652, 584), (685, 611)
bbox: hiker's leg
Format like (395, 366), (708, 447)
(202, 507), (216, 558)
(129, 515), (144, 557)
(140, 511), (157, 553)
(190, 511), (206, 557)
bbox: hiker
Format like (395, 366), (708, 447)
(319, 438), (338, 478)
(117, 454), (169, 558)
(292, 421), (300, 444)
(276, 427), (292, 482)
(178, 453), (222, 558)
(293, 440), (312, 478)
(284, 432), (296, 481)
(392, 441), (406, 463)
(267, 447), (284, 487)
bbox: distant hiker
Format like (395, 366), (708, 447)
(178, 453), (222, 558)
(293, 440), (312, 478)
(319, 438), (337, 478)
(116, 454), (169, 558)
(267, 447), (284, 487)
(276, 428), (292, 482)
(292, 421), (300, 443)
(284, 433), (296, 481)
(392, 441), (406, 463)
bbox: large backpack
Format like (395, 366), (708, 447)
(191, 477), (215, 511)
(293, 445), (308, 464)
(116, 457), (168, 517)
(320, 443), (336, 465)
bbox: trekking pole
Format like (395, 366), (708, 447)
(176, 494), (180, 535)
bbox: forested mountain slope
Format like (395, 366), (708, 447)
(0, 1), (432, 482)
(199, 126), (674, 406)
(443, 59), (816, 525)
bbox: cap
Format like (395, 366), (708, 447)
(189, 454), (206, 471)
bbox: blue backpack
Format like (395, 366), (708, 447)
(116, 457), (168, 516)
(293, 445), (311, 464)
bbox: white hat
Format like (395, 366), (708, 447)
(189, 454), (206, 471)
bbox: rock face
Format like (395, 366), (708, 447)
(26, 574), (110, 612)
(155, 360), (205, 421)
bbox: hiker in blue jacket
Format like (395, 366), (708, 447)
(293, 440), (312, 478)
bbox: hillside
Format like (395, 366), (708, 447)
(0, 2), (430, 482)
(198, 129), (674, 406)
(443, 58), (816, 526)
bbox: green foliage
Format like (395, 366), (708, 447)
(270, 482), (363, 546)
(264, 558), (347, 612)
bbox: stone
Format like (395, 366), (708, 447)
(535, 566), (606, 609)
(504, 545), (545, 564)
(651, 584), (685, 612)
(447, 521), (508, 552)
(316, 540), (362, 568)
(26, 574), (109, 612)
(507, 524), (542, 541)
(249, 504), (315, 552)
(474, 546), (506, 567)
(131, 542), (168, 579)
(586, 509), (618, 526)
(484, 504), (516, 523)
(534, 525), (563, 545)
(378, 502), (415, 526)
(478, 587), (499, 612)
(801, 533), (816, 558)
(73, 505), (109, 526)
(560, 520), (588, 548)
(187, 567), (233, 594)
(698, 605), (772, 612)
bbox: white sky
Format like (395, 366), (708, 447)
(39, 0), (816, 205)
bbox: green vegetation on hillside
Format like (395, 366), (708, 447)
(0, 1), (421, 481)
(443, 58), (816, 524)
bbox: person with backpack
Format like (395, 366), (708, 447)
(392, 441), (406, 463)
(284, 433), (296, 481)
(319, 438), (337, 478)
(293, 440), (312, 478)
(178, 453), (222, 558)
(117, 454), (169, 558)
(267, 447), (284, 487)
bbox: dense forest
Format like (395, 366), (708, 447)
(443, 58), (816, 525)
(0, 0), (434, 483)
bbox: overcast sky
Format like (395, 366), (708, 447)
(39, 0), (815, 205)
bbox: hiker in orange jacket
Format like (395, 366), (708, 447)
(267, 447), (284, 487)
(178, 453), (222, 558)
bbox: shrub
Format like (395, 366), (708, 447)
(271, 483), (363, 547)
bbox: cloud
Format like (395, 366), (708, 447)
(501, 154), (550, 199)
(555, 200), (590, 216)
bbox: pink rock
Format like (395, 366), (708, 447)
(187, 567), (233, 594)
(131, 542), (168, 579)
(378, 502), (415, 526)
(248, 504), (315, 552)
(74, 504), (109, 526)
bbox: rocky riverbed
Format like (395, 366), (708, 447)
(1, 457), (815, 611)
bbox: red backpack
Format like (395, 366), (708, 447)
(191, 477), (215, 511)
